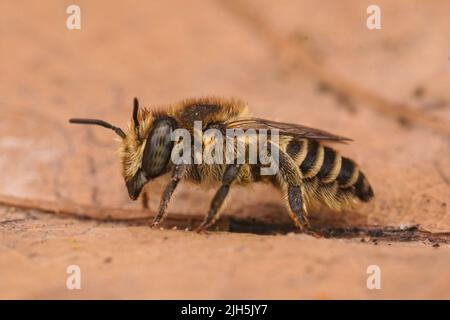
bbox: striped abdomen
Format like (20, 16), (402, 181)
(286, 138), (374, 209)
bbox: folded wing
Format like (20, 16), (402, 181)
(225, 118), (352, 143)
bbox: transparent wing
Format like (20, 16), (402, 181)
(225, 118), (352, 143)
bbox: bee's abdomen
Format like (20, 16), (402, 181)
(299, 140), (324, 178)
(287, 138), (374, 203)
(317, 146), (341, 183)
(334, 156), (374, 202)
(352, 171), (374, 202)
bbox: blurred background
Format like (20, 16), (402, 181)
(0, 0), (449, 299)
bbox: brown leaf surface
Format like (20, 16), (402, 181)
(0, 0), (449, 299)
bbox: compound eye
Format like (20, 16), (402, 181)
(141, 119), (174, 178)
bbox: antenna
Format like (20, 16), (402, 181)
(133, 97), (140, 130)
(69, 118), (126, 139)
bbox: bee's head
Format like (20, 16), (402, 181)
(69, 98), (175, 201)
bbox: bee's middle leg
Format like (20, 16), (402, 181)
(195, 164), (241, 232)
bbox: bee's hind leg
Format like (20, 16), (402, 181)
(285, 185), (309, 229)
(274, 146), (309, 229)
(195, 164), (241, 233)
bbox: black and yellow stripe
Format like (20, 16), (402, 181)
(286, 138), (308, 164)
(317, 146), (342, 183)
(300, 140), (324, 178)
(286, 137), (374, 206)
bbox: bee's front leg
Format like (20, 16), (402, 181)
(195, 164), (241, 233)
(150, 164), (185, 229)
(141, 191), (150, 210)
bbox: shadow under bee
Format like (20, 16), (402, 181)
(0, 194), (448, 245)
(114, 204), (450, 245)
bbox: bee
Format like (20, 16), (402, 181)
(69, 97), (374, 232)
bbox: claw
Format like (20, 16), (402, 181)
(149, 221), (160, 229)
(195, 222), (211, 234)
(195, 226), (206, 233)
(291, 213), (309, 230)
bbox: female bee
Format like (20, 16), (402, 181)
(69, 97), (374, 232)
